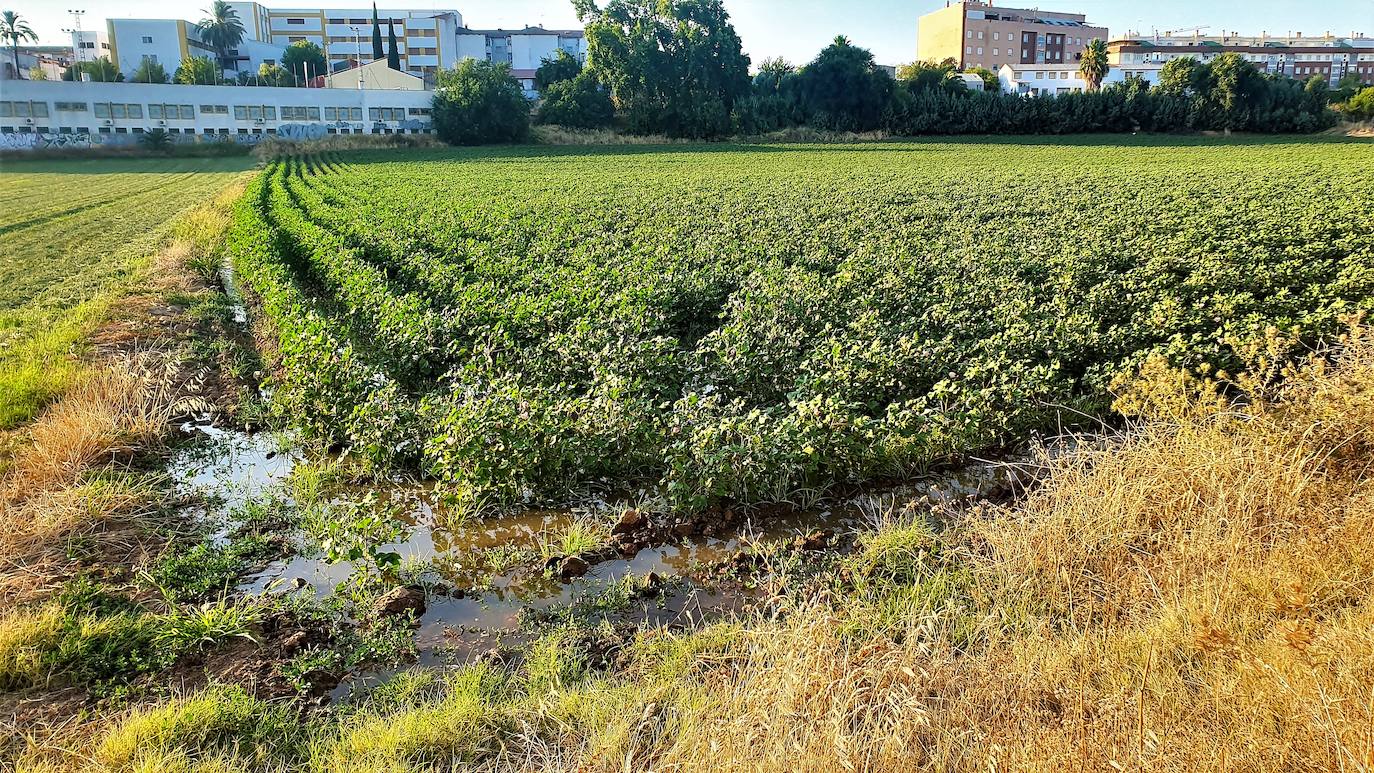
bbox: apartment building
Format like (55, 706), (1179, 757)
(1108, 31), (1374, 85)
(917, 0), (1108, 72)
(72, 6), (588, 92)
(73, 5), (464, 84)
(455, 27), (587, 95)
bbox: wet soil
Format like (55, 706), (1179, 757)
(166, 419), (1030, 701)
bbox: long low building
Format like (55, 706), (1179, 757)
(0, 79), (434, 150)
(997, 63), (1164, 95)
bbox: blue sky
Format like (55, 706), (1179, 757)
(12, 0), (1372, 66)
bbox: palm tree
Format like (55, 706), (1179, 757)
(1078, 38), (1109, 92)
(195, 1), (246, 82)
(1, 11), (39, 81)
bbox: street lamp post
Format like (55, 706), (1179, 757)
(62, 9), (86, 78)
(349, 25), (362, 89)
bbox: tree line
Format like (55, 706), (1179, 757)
(435, 0), (1365, 145)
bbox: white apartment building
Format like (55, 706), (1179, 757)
(997, 63), (1164, 95)
(70, 5), (588, 93)
(455, 27), (587, 95)
(0, 79), (434, 151)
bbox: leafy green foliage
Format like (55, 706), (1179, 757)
(1343, 86), (1374, 121)
(145, 534), (278, 603)
(1078, 38), (1110, 91)
(139, 128), (175, 152)
(225, 141), (1374, 516)
(62, 55), (122, 82)
(534, 49), (583, 95)
(432, 60), (531, 145)
(280, 40), (326, 85)
(536, 71), (616, 129)
(130, 58), (169, 84)
(791, 35), (894, 132)
(576, 0), (751, 138)
(175, 56), (220, 86)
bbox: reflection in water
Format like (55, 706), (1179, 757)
(169, 423), (1024, 696)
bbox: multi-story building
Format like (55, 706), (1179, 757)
(917, 1), (1108, 73)
(455, 27), (587, 95)
(70, 6), (588, 92)
(72, 5), (465, 84)
(1108, 31), (1374, 85)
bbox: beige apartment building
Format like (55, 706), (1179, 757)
(1109, 31), (1374, 85)
(917, 0), (1108, 72)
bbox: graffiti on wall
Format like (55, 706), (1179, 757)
(2, 121), (433, 151)
(0, 131), (97, 150)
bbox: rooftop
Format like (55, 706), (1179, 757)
(457, 27), (584, 37)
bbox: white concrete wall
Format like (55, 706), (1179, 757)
(0, 79), (434, 150)
(109, 19), (190, 79)
(512, 35), (560, 71)
(455, 34), (488, 62)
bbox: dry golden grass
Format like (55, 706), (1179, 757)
(0, 358), (176, 603)
(0, 181), (247, 606)
(632, 327), (1374, 773)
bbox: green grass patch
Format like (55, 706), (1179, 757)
(0, 157), (252, 428)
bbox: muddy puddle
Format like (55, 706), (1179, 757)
(169, 423), (1023, 698)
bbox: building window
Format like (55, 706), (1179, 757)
(141, 35), (153, 43)
(280, 106), (322, 121)
(369, 107), (406, 121)
(977, 47), (983, 55)
(200, 104), (228, 114)
(967, 31), (973, 39)
(286, 18), (305, 24)
(328, 17), (345, 24)
(407, 107), (430, 115)
(55, 101), (87, 112)
(966, 45), (973, 54)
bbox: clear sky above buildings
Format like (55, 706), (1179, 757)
(11, 0), (1372, 66)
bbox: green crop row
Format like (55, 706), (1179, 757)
(226, 139), (1374, 513)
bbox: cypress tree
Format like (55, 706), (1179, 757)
(387, 19), (401, 70)
(371, 3), (384, 62)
